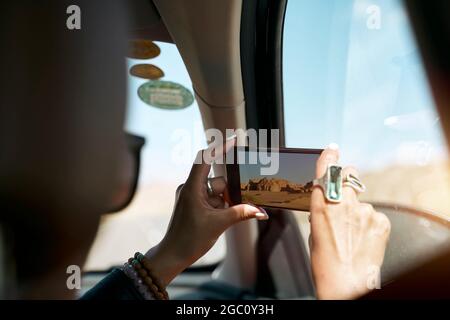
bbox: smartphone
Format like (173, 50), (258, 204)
(226, 147), (323, 212)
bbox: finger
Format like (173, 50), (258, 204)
(207, 195), (225, 208)
(188, 135), (237, 187)
(206, 133), (237, 158)
(315, 143), (340, 179)
(208, 176), (227, 196)
(219, 203), (269, 226)
(372, 211), (391, 237)
(359, 203), (374, 219)
(358, 203), (378, 233)
(311, 144), (340, 211)
(187, 149), (212, 186)
(341, 166), (360, 203)
(175, 183), (184, 202)
(224, 133), (237, 152)
(203, 134), (237, 164)
(222, 187), (232, 206)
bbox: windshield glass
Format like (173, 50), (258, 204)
(283, 0), (449, 217)
(84, 42), (223, 271)
(283, 0), (450, 282)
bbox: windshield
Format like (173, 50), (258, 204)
(283, 0), (449, 217)
(84, 42), (224, 271)
(282, 0), (450, 283)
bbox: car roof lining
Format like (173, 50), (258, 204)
(153, 0), (245, 108)
(128, 0), (173, 43)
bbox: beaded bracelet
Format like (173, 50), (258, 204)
(132, 252), (169, 300)
(121, 262), (154, 300)
(122, 252), (169, 300)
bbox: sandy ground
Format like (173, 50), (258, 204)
(85, 162), (450, 271)
(242, 190), (311, 211)
(359, 161), (450, 216)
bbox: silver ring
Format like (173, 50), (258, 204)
(206, 178), (214, 196)
(313, 164), (343, 203)
(343, 173), (366, 193)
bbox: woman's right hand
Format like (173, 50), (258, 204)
(143, 142), (268, 288)
(309, 145), (391, 299)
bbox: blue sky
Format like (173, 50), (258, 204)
(283, 0), (447, 172)
(239, 151), (319, 185)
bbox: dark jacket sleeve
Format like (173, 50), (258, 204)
(80, 268), (144, 300)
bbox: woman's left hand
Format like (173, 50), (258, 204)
(143, 147), (268, 287)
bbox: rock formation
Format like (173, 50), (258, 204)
(242, 177), (314, 193)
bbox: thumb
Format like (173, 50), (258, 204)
(219, 203), (269, 226)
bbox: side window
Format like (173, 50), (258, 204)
(283, 0), (449, 216)
(84, 42), (224, 270)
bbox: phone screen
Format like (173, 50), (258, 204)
(227, 147), (322, 212)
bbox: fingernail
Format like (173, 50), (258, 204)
(255, 212), (269, 220)
(327, 143), (339, 150)
(248, 202), (266, 212)
(257, 206), (267, 214)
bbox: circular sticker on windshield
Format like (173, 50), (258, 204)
(137, 81), (194, 110)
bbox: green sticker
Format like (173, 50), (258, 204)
(137, 80), (194, 110)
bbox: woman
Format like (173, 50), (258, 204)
(0, 1), (390, 299)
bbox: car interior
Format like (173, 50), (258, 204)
(75, 0), (450, 299)
(1, 0), (449, 300)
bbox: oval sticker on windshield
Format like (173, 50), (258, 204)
(130, 64), (164, 80)
(137, 81), (194, 110)
(128, 40), (160, 59)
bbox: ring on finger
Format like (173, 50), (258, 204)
(313, 164), (343, 203)
(343, 173), (366, 193)
(206, 178), (214, 196)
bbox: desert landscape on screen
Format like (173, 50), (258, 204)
(238, 151), (319, 211)
(241, 177), (314, 211)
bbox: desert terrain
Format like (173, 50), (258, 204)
(241, 177), (313, 211)
(242, 190), (311, 211)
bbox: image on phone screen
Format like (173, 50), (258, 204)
(227, 147), (322, 212)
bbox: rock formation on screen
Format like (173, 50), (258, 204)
(241, 177), (313, 193)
